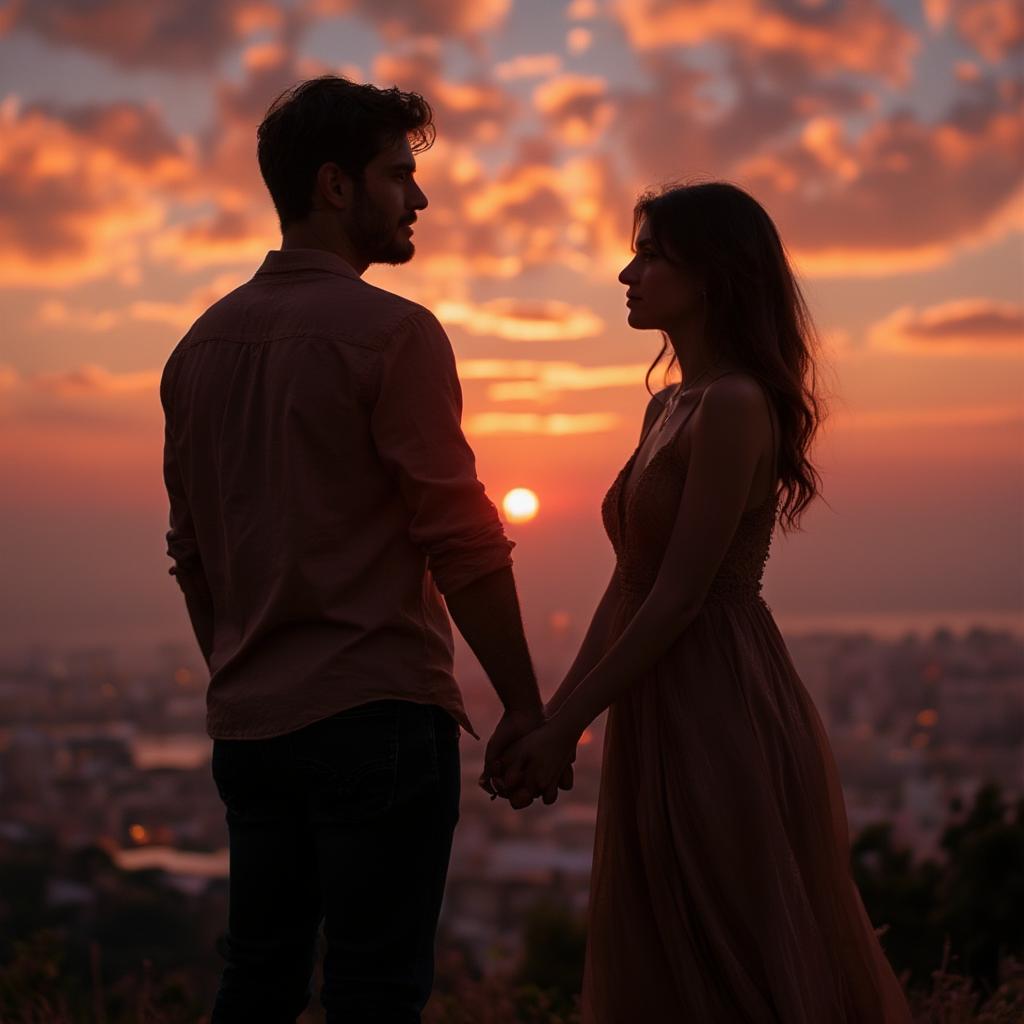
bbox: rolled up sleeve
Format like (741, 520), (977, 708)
(370, 308), (514, 596)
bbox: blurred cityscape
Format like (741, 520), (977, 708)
(1, 617), (1021, 977)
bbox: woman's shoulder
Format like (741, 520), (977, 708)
(695, 372), (775, 448)
(702, 370), (771, 412)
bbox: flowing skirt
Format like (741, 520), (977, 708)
(580, 596), (913, 1023)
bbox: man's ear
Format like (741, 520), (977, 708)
(315, 162), (350, 212)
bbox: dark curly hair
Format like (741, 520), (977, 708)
(634, 180), (828, 533)
(257, 75), (435, 229)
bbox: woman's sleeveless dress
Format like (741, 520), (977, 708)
(580, 386), (913, 1023)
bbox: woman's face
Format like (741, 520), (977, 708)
(618, 217), (703, 335)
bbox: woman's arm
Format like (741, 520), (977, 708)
(544, 570), (622, 716)
(499, 377), (771, 799)
(545, 387), (670, 716)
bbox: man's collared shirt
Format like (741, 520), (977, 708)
(160, 248), (513, 740)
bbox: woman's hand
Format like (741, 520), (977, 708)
(495, 714), (581, 810)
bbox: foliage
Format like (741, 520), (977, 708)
(852, 782), (1024, 993)
(1, 782), (1022, 1022)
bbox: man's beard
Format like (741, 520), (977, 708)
(349, 186), (415, 267)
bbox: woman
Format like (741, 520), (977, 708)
(489, 182), (913, 1022)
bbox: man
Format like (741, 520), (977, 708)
(160, 76), (567, 1023)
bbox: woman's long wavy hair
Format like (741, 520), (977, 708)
(634, 181), (828, 533)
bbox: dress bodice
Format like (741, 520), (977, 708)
(601, 387), (778, 611)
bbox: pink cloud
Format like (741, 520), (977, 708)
(612, 0), (918, 83)
(868, 299), (1024, 354)
(310, 0), (511, 39)
(2, 0), (263, 69)
(0, 362), (162, 440)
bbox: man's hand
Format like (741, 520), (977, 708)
(494, 714), (580, 810)
(480, 706), (544, 798)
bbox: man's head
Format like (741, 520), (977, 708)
(257, 76), (433, 269)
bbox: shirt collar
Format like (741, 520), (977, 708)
(255, 248), (360, 280)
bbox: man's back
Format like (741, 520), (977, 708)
(160, 248), (512, 740)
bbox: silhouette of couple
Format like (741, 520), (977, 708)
(160, 76), (912, 1023)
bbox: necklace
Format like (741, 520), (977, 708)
(655, 364), (720, 436)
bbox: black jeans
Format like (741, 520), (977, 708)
(209, 699), (461, 1023)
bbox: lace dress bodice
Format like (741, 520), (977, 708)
(600, 391), (778, 612)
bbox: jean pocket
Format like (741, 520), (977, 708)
(295, 704), (400, 824)
(211, 740), (285, 821)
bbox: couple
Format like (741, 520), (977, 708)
(160, 76), (912, 1023)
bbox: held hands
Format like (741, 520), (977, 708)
(480, 705), (579, 810)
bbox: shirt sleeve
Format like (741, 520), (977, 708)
(370, 307), (514, 596)
(160, 360), (203, 581)
(160, 360), (216, 665)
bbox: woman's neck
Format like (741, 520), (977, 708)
(669, 335), (733, 386)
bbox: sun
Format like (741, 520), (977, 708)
(502, 487), (539, 523)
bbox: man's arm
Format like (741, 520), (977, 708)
(445, 567), (550, 797)
(443, 567), (540, 717)
(369, 309), (545, 752)
(161, 382), (215, 667)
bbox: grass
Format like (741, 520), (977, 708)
(1, 930), (1022, 1023)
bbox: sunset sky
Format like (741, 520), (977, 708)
(1, 0), (1021, 655)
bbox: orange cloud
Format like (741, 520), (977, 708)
(612, 0), (917, 82)
(733, 92), (1024, 274)
(311, 0), (511, 39)
(35, 300), (122, 333)
(32, 364), (160, 397)
(438, 298), (604, 341)
(0, 98), (190, 287)
(32, 273), (249, 333)
(567, 0), (599, 18)
(949, 0), (1024, 61)
(149, 207), (275, 270)
(494, 53), (563, 81)
(533, 74), (612, 146)
(868, 299), (1024, 355)
(567, 27), (593, 55)
(612, 50), (877, 213)
(458, 359), (649, 401)
(415, 146), (633, 280)
(464, 411), (622, 436)
(373, 47), (518, 144)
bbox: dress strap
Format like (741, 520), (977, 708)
(666, 370), (779, 481)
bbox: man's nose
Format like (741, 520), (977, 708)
(410, 181), (428, 211)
